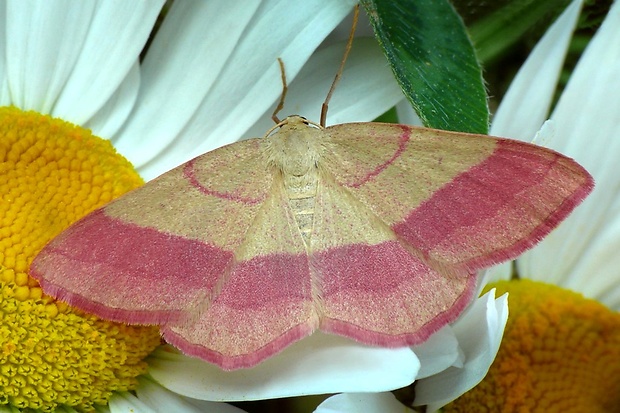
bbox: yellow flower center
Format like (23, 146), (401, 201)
(0, 107), (161, 412)
(444, 279), (620, 413)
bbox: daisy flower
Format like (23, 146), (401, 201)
(445, 0), (620, 410)
(0, 0), (415, 411)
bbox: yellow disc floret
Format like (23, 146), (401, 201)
(0, 106), (161, 412)
(444, 279), (620, 413)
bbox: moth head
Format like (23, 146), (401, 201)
(264, 116), (324, 176)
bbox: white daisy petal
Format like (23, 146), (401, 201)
(490, 0), (583, 139)
(131, 0), (357, 180)
(113, 0), (262, 169)
(0, 4), (10, 105)
(136, 376), (246, 413)
(243, 37), (404, 139)
(314, 392), (413, 413)
(177, 0), (357, 154)
(108, 391), (156, 413)
(323, 6), (376, 45)
(395, 99), (424, 126)
(411, 326), (461, 379)
(298, 38), (403, 125)
(516, 0), (620, 308)
(148, 333), (419, 401)
(5, 0), (95, 112)
(414, 289), (508, 412)
(85, 61), (141, 139)
(51, 0), (164, 124)
(579, 222), (620, 310)
(529, 119), (557, 147)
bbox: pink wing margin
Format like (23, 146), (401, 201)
(30, 138), (274, 326)
(325, 122), (594, 272)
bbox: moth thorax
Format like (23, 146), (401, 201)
(263, 119), (324, 247)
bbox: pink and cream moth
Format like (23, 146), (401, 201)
(30, 116), (593, 370)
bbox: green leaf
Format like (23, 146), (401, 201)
(360, 0), (489, 134)
(373, 107), (399, 123)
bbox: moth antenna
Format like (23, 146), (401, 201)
(272, 58), (288, 124)
(320, 4), (359, 127)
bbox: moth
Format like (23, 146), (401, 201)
(30, 8), (593, 371)
(30, 111), (592, 369)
